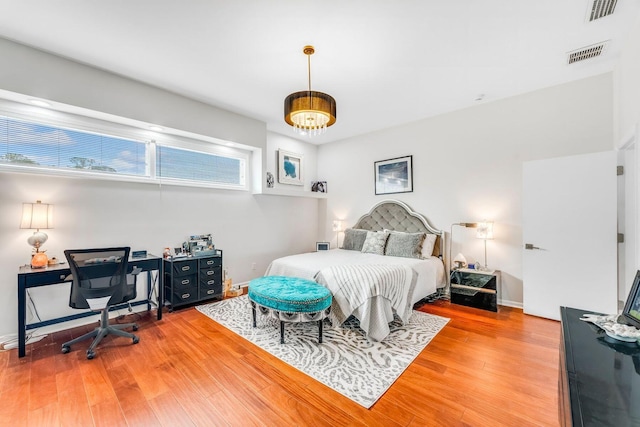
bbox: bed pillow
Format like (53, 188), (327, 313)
(421, 234), (437, 258)
(385, 231), (426, 259)
(361, 231), (390, 255)
(341, 228), (368, 251)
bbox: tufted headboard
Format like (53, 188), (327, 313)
(352, 200), (444, 258)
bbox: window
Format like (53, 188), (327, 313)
(0, 113), (248, 189)
(157, 145), (245, 187)
(0, 116), (148, 176)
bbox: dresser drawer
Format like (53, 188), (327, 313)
(199, 283), (223, 300)
(199, 257), (222, 269)
(166, 286), (199, 305)
(200, 266), (221, 283)
(168, 260), (198, 277)
(166, 273), (197, 289)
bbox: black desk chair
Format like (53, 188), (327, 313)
(62, 247), (140, 359)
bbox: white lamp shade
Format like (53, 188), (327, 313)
(332, 220), (343, 232)
(20, 201), (53, 230)
(476, 222), (493, 240)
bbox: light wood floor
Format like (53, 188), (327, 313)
(0, 299), (561, 427)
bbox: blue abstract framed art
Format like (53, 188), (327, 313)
(278, 149), (304, 186)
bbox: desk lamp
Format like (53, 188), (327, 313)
(332, 220), (343, 248)
(20, 200), (53, 268)
(476, 221), (494, 270)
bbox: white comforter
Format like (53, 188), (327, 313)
(264, 249), (445, 341)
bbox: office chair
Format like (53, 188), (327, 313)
(62, 247), (140, 359)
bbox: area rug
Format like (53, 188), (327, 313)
(196, 295), (448, 408)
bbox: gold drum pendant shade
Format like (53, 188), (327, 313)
(284, 46), (336, 136)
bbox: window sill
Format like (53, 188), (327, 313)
(253, 188), (328, 199)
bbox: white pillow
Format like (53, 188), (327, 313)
(421, 234), (437, 258)
(361, 231), (390, 255)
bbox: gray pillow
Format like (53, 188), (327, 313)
(361, 231), (390, 255)
(385, 231), (426, 259)
(341, 228), (368, 251)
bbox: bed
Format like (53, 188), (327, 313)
(265, 200), (446, 341)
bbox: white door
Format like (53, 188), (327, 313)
(523, 151), (618, 320)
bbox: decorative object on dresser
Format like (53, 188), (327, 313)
(450, 268), (499, 312)
(374, 155), (413, 195)
(20, 200), (54, 268)
(277, 149), (304, 185)
(197, 295), (449, 408)
(163, 250), (223, 310)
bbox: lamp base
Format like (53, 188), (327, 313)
(31, 252), (48, 269)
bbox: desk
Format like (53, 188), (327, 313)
(17, 254), (163, 358)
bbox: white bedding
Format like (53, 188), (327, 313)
(264, 249), (445, 341)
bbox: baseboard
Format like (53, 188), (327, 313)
(498, 299), (523, 309)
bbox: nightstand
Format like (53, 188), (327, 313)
(450, 268), (499, 312)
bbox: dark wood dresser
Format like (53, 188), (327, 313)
(559, 306), (640, 426)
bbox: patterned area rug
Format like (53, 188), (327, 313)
(196, 295), (448, 408)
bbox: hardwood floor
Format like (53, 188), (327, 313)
(0, 299), (561, 426)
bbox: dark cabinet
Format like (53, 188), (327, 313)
(163, 251), (223, 309)
(560, 306), (640, 427)
(450, 268), (499, 312)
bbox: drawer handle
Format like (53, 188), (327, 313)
(207, 260), (215, 265)
(207, 270), (214, 275)
(181, 293), (190, 299)
(206, 289), (215, 295)
(181, 279), (190, 285)
(181, 266), (191, 271)
(207, 280), (215, 285)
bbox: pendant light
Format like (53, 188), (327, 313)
(284, 45), (336, 136)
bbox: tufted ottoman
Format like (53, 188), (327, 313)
(248, 276), (332, 344)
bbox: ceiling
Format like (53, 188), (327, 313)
(0, 0), (639, 144)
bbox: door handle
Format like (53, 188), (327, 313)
(525, 243), (540, 250)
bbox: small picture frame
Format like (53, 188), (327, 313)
(374, 155), (413, 195)
(278, 149), (304, 186)
(311, 181), (327, 193)
(316, 242), (330, 251)
(622, 270), (640, 328)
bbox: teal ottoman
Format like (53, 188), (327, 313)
(248, 276), (332, 344)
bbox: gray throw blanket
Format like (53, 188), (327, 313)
(316, 264), (417, 341)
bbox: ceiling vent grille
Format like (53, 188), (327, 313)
(588, 0), (618, 21)
(567, 41), (609, 64)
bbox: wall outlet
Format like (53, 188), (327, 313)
(251, 262), (256, 270)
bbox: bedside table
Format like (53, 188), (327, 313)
(450, 268), (500, 312)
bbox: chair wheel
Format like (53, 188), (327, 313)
(133, 336), (140, 344)
(86, 350), (95, 360)
(132, 325), (139, 331)
(61, 345), (70, 354)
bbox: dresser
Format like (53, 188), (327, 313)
(559, 306), (640, 426)
(163, 251), (223, 310)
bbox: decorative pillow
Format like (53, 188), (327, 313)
(421, 234), (437, 258)
(341, 228), (368, 251)
(385, 231), (426, 259)
(361, 231), (390, 255)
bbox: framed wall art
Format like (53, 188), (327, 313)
(374, 155), (413, 195)
(278, 149), (304, 186)
(311, 181), (327, 193)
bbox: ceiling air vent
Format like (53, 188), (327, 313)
(587, 0), (618, 22)
(567, 41), (609, 64)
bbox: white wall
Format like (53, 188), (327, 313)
(0, 39), (321, 337)
(318, 73), (614, 307)
(614, 12), (640, 144)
